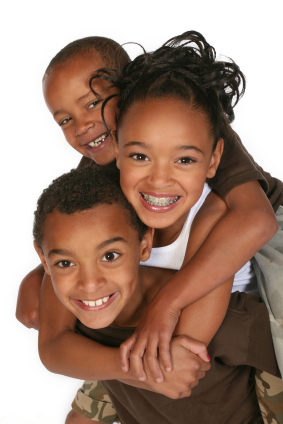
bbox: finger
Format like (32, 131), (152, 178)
(158, 333), (172, 372)
(129, 339), (148, 381)
(179, 336), (210, 362)
(120, 335), (137, 372)
(144, 337), (164, 382)
(179, 389), (192, 399)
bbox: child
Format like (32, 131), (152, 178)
(17, 33), (283, 422)
(16, 34), (281, 333)
(34, 165), (280, 424)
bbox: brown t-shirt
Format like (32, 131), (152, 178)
(76, 292), (280, 424)
(78, 131), (283, 211)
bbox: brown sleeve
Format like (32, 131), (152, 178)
(208, 130), (283, 210)
(210, 291), (281, 378)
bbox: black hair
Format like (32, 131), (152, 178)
(33, 164), (147, 248)
(44, 36), (130, 77)
(93, 31), (246, 148)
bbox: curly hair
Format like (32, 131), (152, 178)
(33, 164), (147, 248)
(44, 36), (130, 77)
(92, 31), (246, 148)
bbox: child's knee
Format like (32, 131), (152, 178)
(65, 410), (100, 424)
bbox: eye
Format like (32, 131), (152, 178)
(130, 153), (149, 161)
(59, 117), (72, 126)
(177, 157), (195, 165)
(56, 260), (75, 268)
(101, 252), (120, 262)
(88, 100), (100, 109)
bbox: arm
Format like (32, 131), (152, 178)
(39, 273), (210, 397)
(120, 182), (278, 378)
(16, 264), (45, 329)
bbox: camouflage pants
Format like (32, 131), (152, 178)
(256, 370), (283, 423)
(72, 380), (120, 423)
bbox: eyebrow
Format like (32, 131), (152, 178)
(98, 237), (128, 250)
(48, 248), (73, 258)
(76, 90), (92, 103)
(123, 141), (204, 155)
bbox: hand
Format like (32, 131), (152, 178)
(141, 335), (210, 399)
(16, 264), (44, 330)
(120, 296), (181, 382)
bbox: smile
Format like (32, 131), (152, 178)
(87, 133), (108, 147)
(141, 193), (180, 207)
(80, 295), (110, 307)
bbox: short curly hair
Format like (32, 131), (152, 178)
(33, 164), (147, 248)
(44, 36), (130, 77)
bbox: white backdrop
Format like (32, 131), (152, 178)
(1, 1), (283, 423)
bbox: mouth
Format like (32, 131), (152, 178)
(80, 294), (111, 307)
(86, 132), (109, 148)
(73, 292), (118, 311)
(141, 193), (180, 207)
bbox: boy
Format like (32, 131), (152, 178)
(34, 165), (280, 424)
(17, 35), (283, 422)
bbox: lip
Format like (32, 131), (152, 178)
(139, 192), (182, 213)
(72, 291), (119, 311)
(82, 132), (112, 154)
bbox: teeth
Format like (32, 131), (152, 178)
(81, 295), (110, 307)
(88, 133), (108, 147)
(142, 193), (180, 207)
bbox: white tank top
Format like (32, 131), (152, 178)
(143, 183), (258, 294)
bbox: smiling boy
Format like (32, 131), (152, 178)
(34, 165), (280, 424)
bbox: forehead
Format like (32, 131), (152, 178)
(119, 98), (212, 148)
(41, 204), (138, 250)
(43, 53), (106, 107)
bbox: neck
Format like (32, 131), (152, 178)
(113, 266), (175, 328)
(153, 210), (189, 247)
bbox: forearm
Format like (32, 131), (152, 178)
(154, 183), (277, 313)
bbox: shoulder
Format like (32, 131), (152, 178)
(184, 191), (229, 263)
(140, 266), (175, 302)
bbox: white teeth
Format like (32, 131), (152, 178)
(81, 295), (110, 307)
(88, 133), (108, 147)
(142, 193), (180, 207)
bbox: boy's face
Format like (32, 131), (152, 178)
(43, 53), (118, 165)
(35, 205), (152, 329)
(116, 98), (223, 231)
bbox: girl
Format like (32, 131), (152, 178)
(37, 32), (283, 423)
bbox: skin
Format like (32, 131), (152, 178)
(43, 53), (118, 166)
(116, 98), (223, 246)
(35, 205), (154, 329)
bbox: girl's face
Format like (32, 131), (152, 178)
(43, 53), (119, 165)
(116, 98), (223, 232)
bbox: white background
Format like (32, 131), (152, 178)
(1, 1), (283, 423)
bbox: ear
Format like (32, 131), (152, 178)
(111, 130), (120, 169)
(33, 241), (50, 275)
(139, 227), (154, 262)
(206, 139), (224, 179)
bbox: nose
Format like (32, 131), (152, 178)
(149, 163), (174, 189)
(75, 116), (95, 137)
(77, 267), (106, 293)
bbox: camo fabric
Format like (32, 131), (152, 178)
(256, 370), (283, 424)
(253, 205), (283, 376)
(72, 380), (120, 423)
